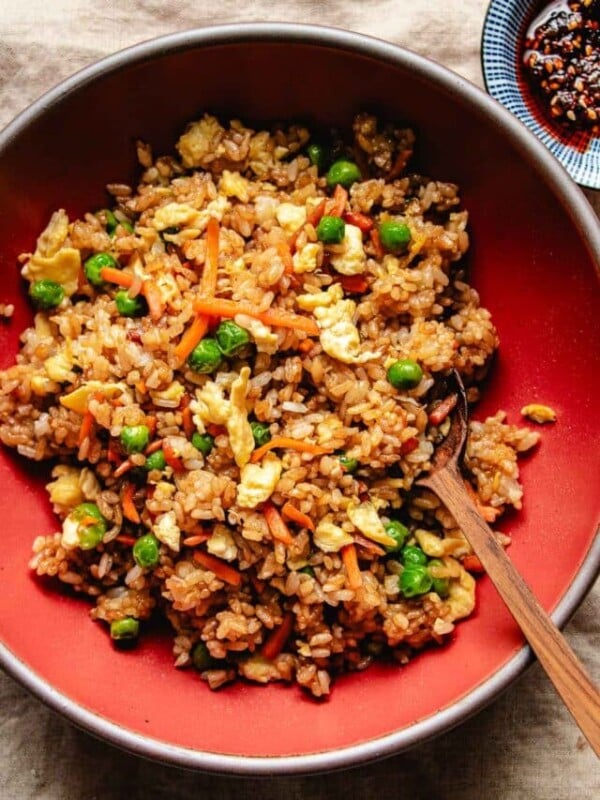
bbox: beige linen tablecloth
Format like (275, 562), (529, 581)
(1, 2), (598, 797)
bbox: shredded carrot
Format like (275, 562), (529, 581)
(79, 515), (100, 527)
(370, 227), (384, 259)
(78, 408), (95, 447)
(262, 612), (294, 660)
(107, 440), (121, 464)
(343, 210), (373, 232)
(114, 459), (133, 478)
(206, 423), (226, 437)
(145, 414), (158, 438)
(281, 501), (315, 532)
(250, 436), (333, 463)
(341, 543), (362, 590)
(174, 314), (210, 365)
(145, 439), (163, 455)
(99, 267), (134, 288)
(201, 217), (220, 294)
(181, 406), (195, 439)
(192, 297), (320, 336)
(121, 482), (140, 524)
(428, 394), (458, 427)
(250, 574), (266, 595)
(135, 379), (147, 395)
(276, 240), (294, 274)
(328, 184), (348, 217)
(297, 339), (315, 353)
(400, 436), (420, 455)
(142, 279), (165, 322)
(116, 534), (137, 547)
(163, 439), (186, 472)
(288, 198), (327, 252)
(182, 532), (211, 547)
(463, 480), (500, 523)
(336, 274), (369, 294)
(193, 550), (242, 587)
(263, 503), (295, 546)
(463, 554), (485, 573)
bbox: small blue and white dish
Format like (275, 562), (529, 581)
(482, 0), (600, 190)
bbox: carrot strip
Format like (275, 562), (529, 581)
(143, 279), (165, 322)
(182, 532), (211, 548)
(463, 480), (501, 523)
(250, 574), (266, 596)
(116, 534), (137, 547)
(201, 217), (220, 294)
(114, 459), (133, 478)
(400, 436), (419, 455)
(264, 503), (295, 546)
(428, 394), (458, 427)
(107, 439), (121, 464)
(193, 550), (242, 587)
(276, 240), (294, 275)
(121, 482), (140, 524)
(174, 314), (210, 365)
(262, 612), (294, 660)
(463, 554), (485, 573)
(181, 406), (195, 439)
(145, 438), (164, 455)
(281, 501), (315, 532)
(163, 439), (186, 472)
(99, 267), (134, 288)
(343, 211), (373, 232)
(297, 339), (315, 353)
(328, 184), (348, 217)
(206, 423), (226, 437)
(78, 408), (95, 446)
(341, 543), (363, 590)
(370, 228), (384, 259)
(145, 414), (158, 438)
(288, 198), (327, 252)
(336, 274), (369, 294)
(192, 297), (319, 336)
(79, 515), (101, 527)
(250, 436), (333, 464)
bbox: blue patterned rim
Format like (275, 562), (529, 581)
(482, 0), (600, 190)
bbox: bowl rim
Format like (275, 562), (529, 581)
(480, 0), (600, 190)
(0, 21), (599, 776)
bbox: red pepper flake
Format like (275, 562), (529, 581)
(400, 437), (419, 455)
(206, 423), (226, 437)
(428, 394), (458, 427)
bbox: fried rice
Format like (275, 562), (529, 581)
(0, 112), (540, 696)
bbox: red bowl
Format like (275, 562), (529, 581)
(0, 24), (598, 774)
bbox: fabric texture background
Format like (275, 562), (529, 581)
(0, 1), (598, 797)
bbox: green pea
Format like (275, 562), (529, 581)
(384, 520), (410, 553)
(144, 449), (166, 472)
(71, 502), (107, 550)
(191, 432), (214, 456)
(84, 252), (118, 287)
(378, 220), (412, 253)
(215, 320), (250, 357)
(299, 565), (316, 578)
(187, 338), (223, 374)
(307, 142), (329, 172)
(338, 454), (359, 473)
(120, 425), (150, 454)
(386, 359), (423, 390)
(428, 558), (450, 598)
(250, 422), (271, 448)
(191, 642), (215, 671)
(399, 565), (433, 598)
(133, 533), (160, 568)
(326, 159), (362, 189)
(115, 289), (147, 317)
(316, 215), (346, 245)
(110, 617), (140, 641)
(401, 544), (427, 566)
(29, 279), (65, 310)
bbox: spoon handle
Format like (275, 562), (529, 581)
(423, 466), (600, 757)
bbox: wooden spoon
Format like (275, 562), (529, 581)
(416, 371), (600, 755)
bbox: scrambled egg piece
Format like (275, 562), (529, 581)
(347, 502), (396, 548)
(150, 381), (185, 409)
(415, 528), (471, 558)
(298, 284), (376, 365)
(234, 314), (278, 354)
(21, 210), (81, 296)
(219, 170), (250, 202)
(275, 202), (306, 236)
(520, 404), (557, 424)
(31, 375), (60, 396)
(60, 515), (81, 550)
(330, 224), (367, 276)
(237, 453), (282, 509)
(445, 558), (476, 621)
(207, 524), (238, 562)
(60, 381), (131, 415)
(151, 196), (229, 234)
(46, 466), (84, 511)
(191, 367), (254, 468)
(292, 242), (320, 274)
(176, 114), (225, 168)
(153, 510), (181, 552)
(44, 349), (75, 383)
(313, 517), (354, 553)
